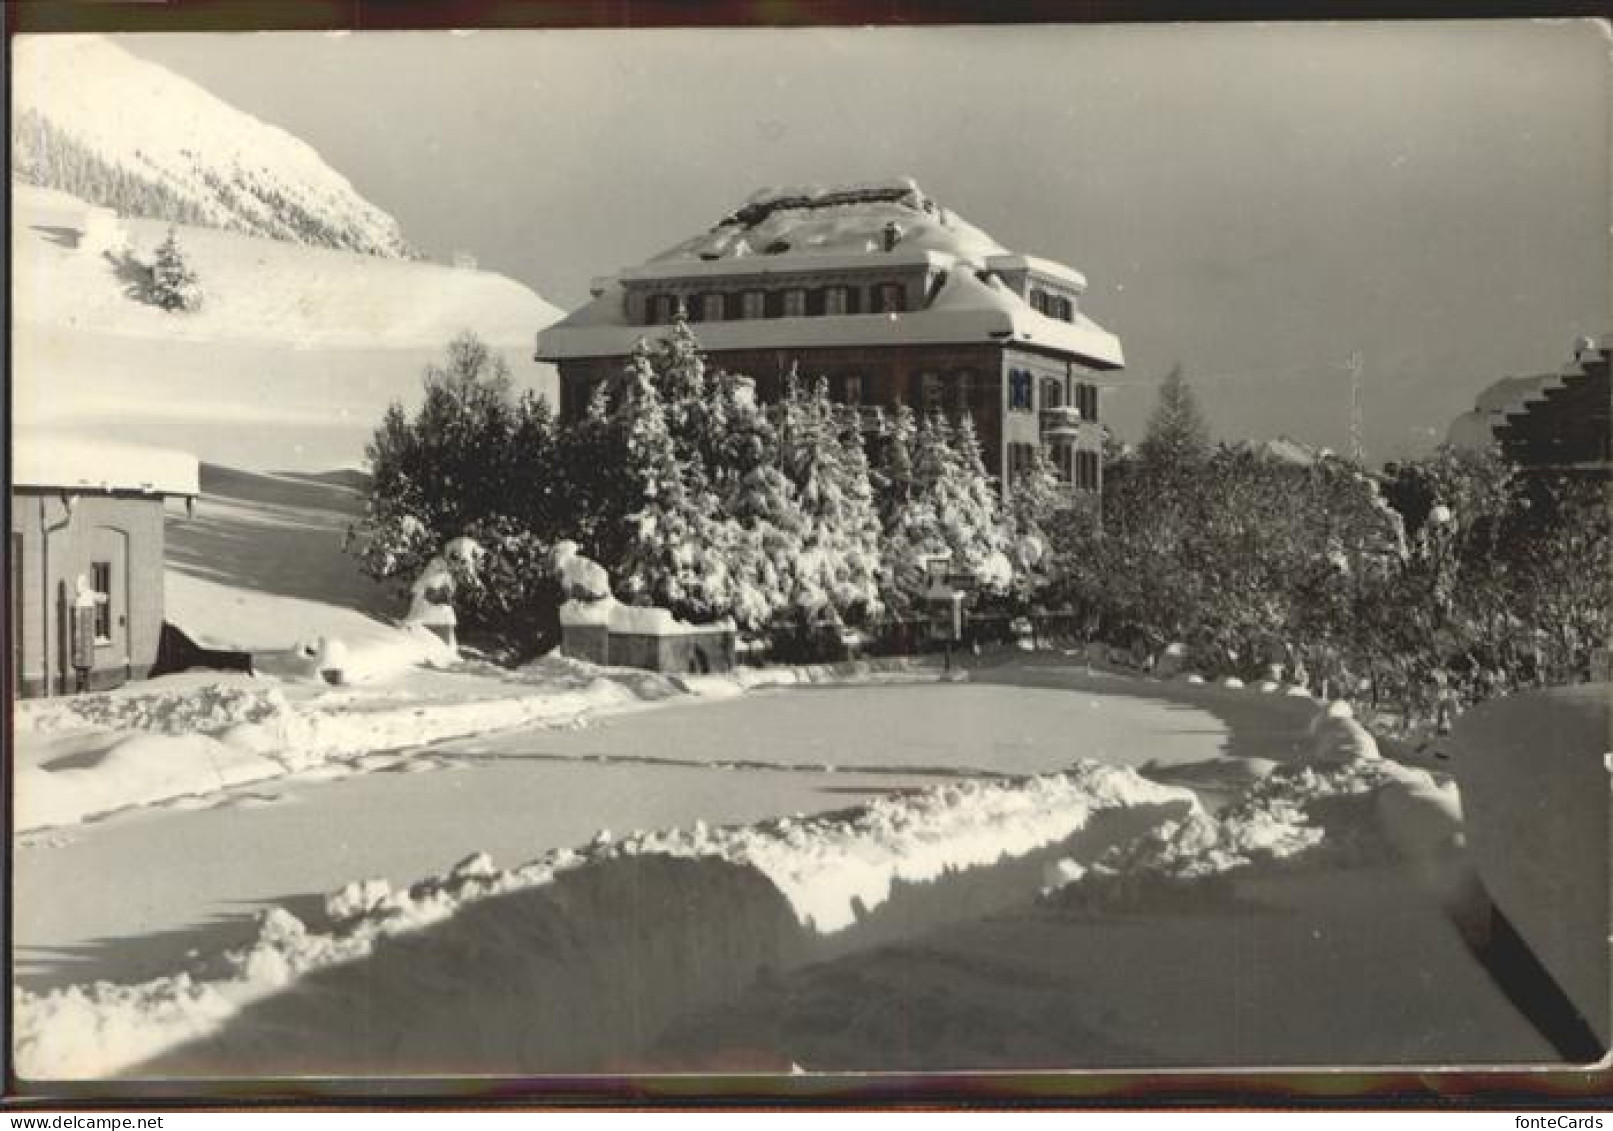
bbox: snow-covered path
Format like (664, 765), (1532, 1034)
(15, 669), (1253, 994)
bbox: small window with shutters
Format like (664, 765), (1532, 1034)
(875, 283), (905, 314)
(701, 292), (725, 322)
(741, 291), (765, 320)
(647, 294), (674, 325)
(824, 286), (849, 315)
(783, 289), (807, 318)
(920, 372), (943, 415)
(842, 374), (864, 405)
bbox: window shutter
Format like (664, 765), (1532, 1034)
(765, 290), (783, 318)
(807, 288), (825, 316)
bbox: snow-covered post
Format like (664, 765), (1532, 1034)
(68, 574), (107, 693)
(404, 536), (483, 649)
(921, 551), (967, 674)
(552, 540), (615, 665)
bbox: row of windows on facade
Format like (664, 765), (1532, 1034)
(1007, 370), (1100, 419)
(647, 284), (906, 326)
(810, 371), (1098, 422)
(1008, 443), (1100, 489)
(573, 369), (1098, 422)
(646, 283), (1081, 327)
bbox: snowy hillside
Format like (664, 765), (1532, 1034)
(12, 183), (562, 469)
(13, 35), (413, 259)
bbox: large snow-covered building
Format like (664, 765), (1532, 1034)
(536, 180), (1124, 493)
(10, 436), (200, 697)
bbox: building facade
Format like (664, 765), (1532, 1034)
(1448, 334), (1611, 476)
(10, 436), (200, 697)
(536, 180), (1124, 494)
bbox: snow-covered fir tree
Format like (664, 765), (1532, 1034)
(871, 402), (928, 612)
(1006, 443), (1066, 602)
(149, 226), (203, 312)
(906, 412), (1013, 595)
(613, 342), (732, 621)
(1139, 364), (1210, 477)
(708, 373), (805, 629)
(777, 373), (884, 626)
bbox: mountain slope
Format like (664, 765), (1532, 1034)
(12, 183), (561, 470)
(12, 34), (414, 259)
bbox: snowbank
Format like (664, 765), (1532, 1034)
(1451, 684), (1610, 1051)
(13, 762), (1194, 1078)
(1044, 758), (1449, 907)
(612, 762), (1193, 933)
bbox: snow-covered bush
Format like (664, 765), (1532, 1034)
(349, 332), (564, 657)
(1049, 370), (1607, 723)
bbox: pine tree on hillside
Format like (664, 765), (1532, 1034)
(1139, 364), (1210, 476)
(149, 226), (203, 312)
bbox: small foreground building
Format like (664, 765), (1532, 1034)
(10, 435), (200, 696)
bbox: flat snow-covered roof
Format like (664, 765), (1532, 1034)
(13, 435), (200, 496)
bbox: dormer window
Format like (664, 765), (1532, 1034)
(783, 288), (807, 318)
(874, 283), (905, 314)
(741, 290), (765, 320)
(701, 292), (726, 322)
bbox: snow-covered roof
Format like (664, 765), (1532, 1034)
(13, 435), (200, 496)
(539, 180), (1123, 369)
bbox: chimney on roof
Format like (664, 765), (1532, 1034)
(882, 221), (903, 252)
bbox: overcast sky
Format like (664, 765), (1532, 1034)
(118, 21), (1610, 458)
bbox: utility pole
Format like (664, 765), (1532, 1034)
(1346, 350), (1365, 464)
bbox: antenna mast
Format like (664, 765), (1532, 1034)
(1347, 350), (1364, 463)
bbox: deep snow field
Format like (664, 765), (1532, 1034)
(10, 451), (1593, 1082)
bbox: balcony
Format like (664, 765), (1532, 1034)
(1040, 405), (1083, 440)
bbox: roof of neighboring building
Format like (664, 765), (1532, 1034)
(13, 435), (200, 496)
(538, 179), (1123, 369)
